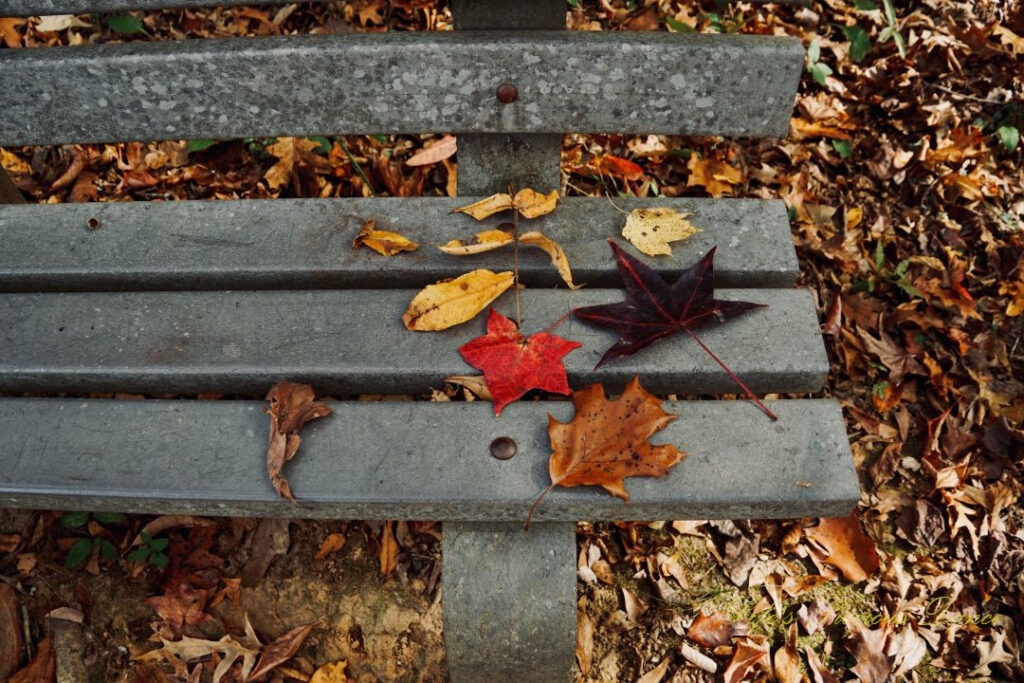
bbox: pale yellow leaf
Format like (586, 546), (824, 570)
(994, 25), (1024, 56)
(402, 269), (514, 331)
(35, 15), (91, 32)
(512, 188), (559, 218)
(406, 134), (457, 167)
(453, 188), (559, 220)
(444, 375), (492, 400)
(437, 229), (514, 255)
(352, 219), (419, 256)
(1, 149), (31, 176)
(637, 657), (671, 683)
(520, 231), (581, 288)
(264, 137), (319, 190)
(453, 193), (514, 220)
(311, 661), (348, 683)
(621, 208), (700, 256)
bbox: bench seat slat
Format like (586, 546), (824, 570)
(0, 32), (803, 145)
(0, 198), (798, 291)
(0, 288), (826, 395)
(0, 397), (858, 521)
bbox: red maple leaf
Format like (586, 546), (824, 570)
(459, 309), (582, 416)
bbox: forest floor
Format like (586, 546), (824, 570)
(1, 1), (1022, 681)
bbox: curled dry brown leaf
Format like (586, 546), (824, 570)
(265, 382), (332, 502)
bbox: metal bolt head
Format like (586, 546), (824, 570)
(490, 436), (517, 460)
(496, 83), (518, 104)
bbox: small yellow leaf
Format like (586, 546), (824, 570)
(621, 208), (700, 257)
(845, 206), (863, 230)
(352, 219), (419, 256)
(437, 229), (514, 255)
(453, 188), (560, 220)
(453, 193), (514, 220)
(314, 533), (346, 560)
(402, 269), (514, 331)
(512, 188), (559, 218)
(311, 661), (348, 683)
(520, 231), (581, 289)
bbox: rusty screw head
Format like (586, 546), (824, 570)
(496, 83), (518, 104)
(490, 436), (517, 460)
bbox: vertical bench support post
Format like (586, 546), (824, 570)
(445, 2), (576, 681)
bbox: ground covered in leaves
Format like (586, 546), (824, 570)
(1, 0), (1022, 681)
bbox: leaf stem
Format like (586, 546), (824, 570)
(682, 328), (778, 421)
(544, 308), (577, 334)
(525, 481), (558, 530)
(511, 184), (522, 327)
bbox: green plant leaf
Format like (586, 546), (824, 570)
(65, 538), (94, 568)
(60, 511), (90, 528)
(810, 62), (832, 86)
(807, 39), (821, 64)
(832, 139), (853, 158)
(665, 16), (695, 33)
(186, 139), (218, 153)
(996, 126), (1020, 153)
(854, 0), (878, 9)
(99, 539), (119, 560)
(93, 512), (127, 525)
(106, 15), (148, 35)
(152, 552), (169, 570)
(127, 546), (150, 562)
(874, 240), (885, 271)
(842, 25), (871, 62)
(307, 136), (332, 154)
(148, 537), (170, 552)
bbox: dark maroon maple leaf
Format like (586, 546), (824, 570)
(459, 309), (582, 416)
(574, 240), (776, 420)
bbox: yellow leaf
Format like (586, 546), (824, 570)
(0, 18), (23, 49)
(453, 193), (514, 220)
(453, 188), (560, 220)
(437, 229), (514, 255)
(512, 188), (559, 218)
(402, 269), (514, 331)
(845, 207), (863, 231)
(352, 219), (419, 256)
(520, 231), (581, 288)
(263, 137), (319, 190)
(620, 208), (700, 257)
(0, 148), (31, 176)
(686, 157), (742, 197)
(311, 661), (348, 683)
(379, 521), (399, 576)
(314, 533), (346, 560)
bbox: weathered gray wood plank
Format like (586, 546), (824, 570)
(0, 197), (798, 291)
(0, 32), (803, 145)
(0, 398), (858, 521)
(0, 288), (826, 395)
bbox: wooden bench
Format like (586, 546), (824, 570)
(0, 1), (859, 679)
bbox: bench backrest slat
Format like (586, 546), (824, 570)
(0, 32), (802, 146)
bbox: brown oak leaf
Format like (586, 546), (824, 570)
(527, 376), (686, 527)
